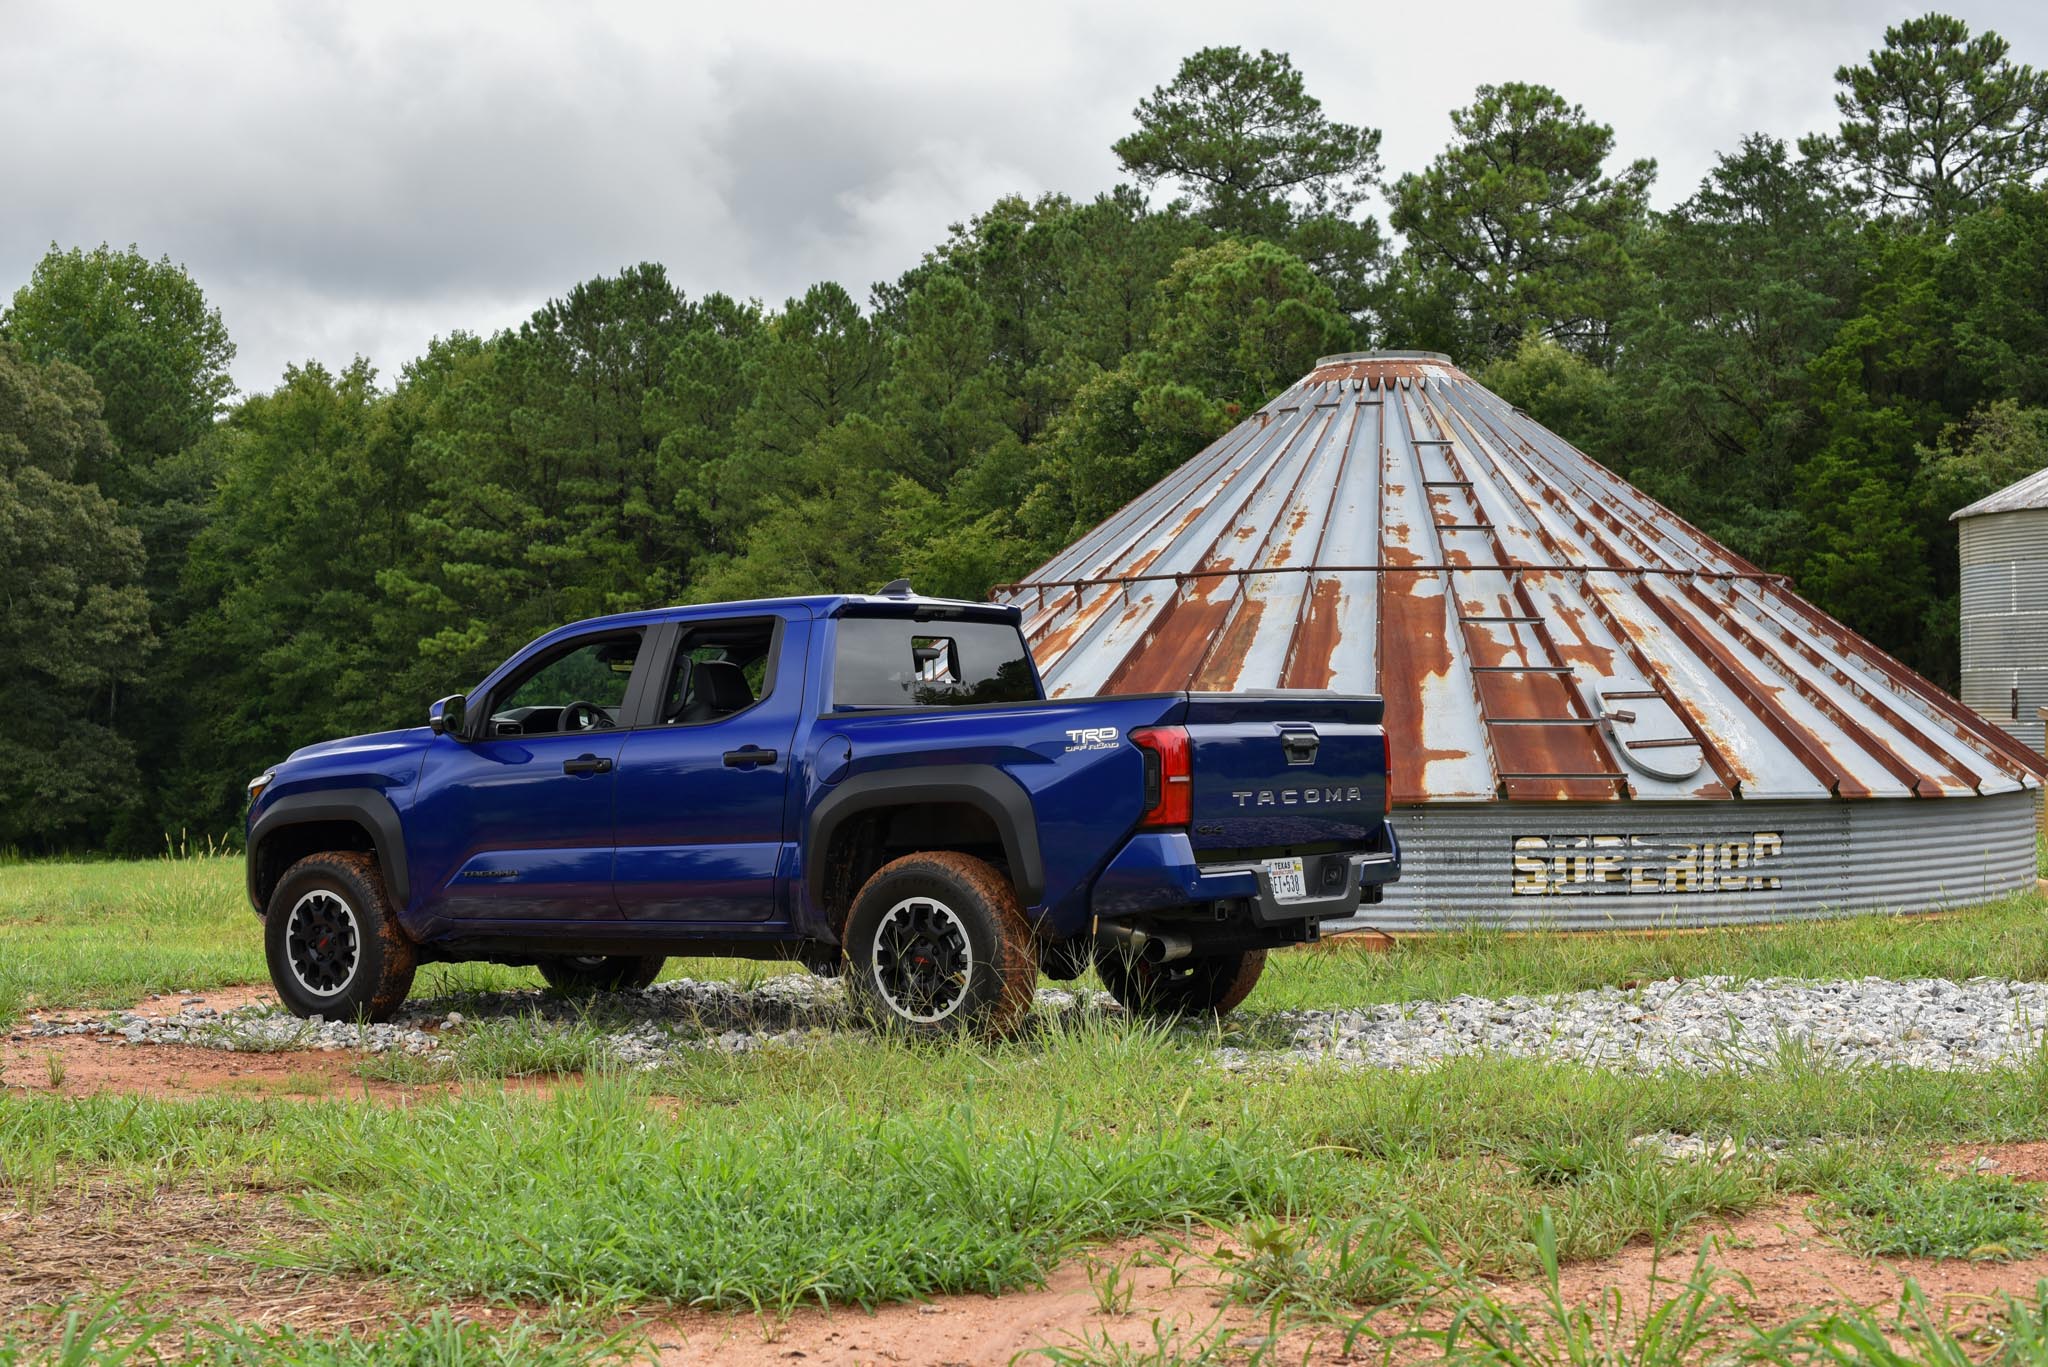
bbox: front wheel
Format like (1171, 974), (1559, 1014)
(538, 954), (666, 994)
(844, 851), (1038, 1035)
(265, 851), (417, 1022)
(1094, 944), (1266, 1020)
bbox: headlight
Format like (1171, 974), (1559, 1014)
(247, 771), (275, 803)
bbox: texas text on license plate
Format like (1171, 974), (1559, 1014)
(1264, 856), (1307, 902)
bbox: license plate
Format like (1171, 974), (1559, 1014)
(1265, 856), (1307, 902)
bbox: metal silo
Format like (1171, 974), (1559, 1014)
(1955, 466), (2048, 758)
(998, 353), (2045, 930)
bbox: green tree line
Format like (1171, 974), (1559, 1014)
(5, 12), (2048, 852)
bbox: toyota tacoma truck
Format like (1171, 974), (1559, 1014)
(243, 587), (1399, 1033)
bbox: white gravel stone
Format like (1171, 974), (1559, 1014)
(1243, 975), (2048, 1074)
(26, 973), (2048, 1076)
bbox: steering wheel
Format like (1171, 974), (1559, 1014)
(560, 700), (613, 733)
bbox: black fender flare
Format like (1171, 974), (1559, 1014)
(246, 788), (410, 911)
(807, 765), (1045, 912)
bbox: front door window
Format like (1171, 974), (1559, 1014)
(490, 633), (643, 737)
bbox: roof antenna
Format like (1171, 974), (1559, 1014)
(876, 578), (914, 596)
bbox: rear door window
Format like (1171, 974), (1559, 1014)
(833, 617), (1040, 708)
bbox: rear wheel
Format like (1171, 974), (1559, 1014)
(1094, 944), (1266, 1020)
(538, 954), (666, 994)
(844, 851), (1037, 1035)
(265, 851), (416, 1022)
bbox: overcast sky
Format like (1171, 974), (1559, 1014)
(4, 0), (2045, 393)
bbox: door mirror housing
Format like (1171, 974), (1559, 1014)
(429, 694), (468, 738)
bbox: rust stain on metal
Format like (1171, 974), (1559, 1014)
(1103, 594), (1234, 694)
(1542, 599), (1620, 678)
(1279, 577), (1345, 690)
(1193, 597), (1266, 691)
(1378, 569), (1467, 803)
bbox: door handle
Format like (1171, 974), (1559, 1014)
(723, 747), (779, 768)
(562, 754), (613, 775)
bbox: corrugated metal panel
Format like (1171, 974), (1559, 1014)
(1329, 792), (2040, 932)
(1960, 510), (2048, 565)
(1958, 509), (2048, 755)
(998, 352), (2047, 813)
(1953, 467), (2048, 520)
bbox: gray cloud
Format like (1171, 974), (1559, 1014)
(3, 0), (2044, 392)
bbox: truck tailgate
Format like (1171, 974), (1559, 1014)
(1178, 692), (1388, 857)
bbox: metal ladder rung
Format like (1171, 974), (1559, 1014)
(1412, 438), (1455, 445)
(1434, 523), (1492, 531)
(1625, 737), (1704, 750)
(1471, 664), (1576, 674)
(1497, 772), (1629, 782)
(1481, 717), (1602, 727)
(1599, 690), (1662, 700)
(1460, 614), (1543, 625)
(1422, 479), (1472, 487)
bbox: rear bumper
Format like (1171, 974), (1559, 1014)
(1089, 826), (1401, 927)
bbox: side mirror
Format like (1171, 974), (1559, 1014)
(429, 693), (467, 738)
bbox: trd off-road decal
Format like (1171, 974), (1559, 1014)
(1510, 832), (1785, 897)
(1063, 726), (1120, 753)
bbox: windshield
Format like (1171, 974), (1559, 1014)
(832, 616), (1041, 708)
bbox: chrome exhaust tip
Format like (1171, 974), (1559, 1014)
(1096, 921), (1193, 965)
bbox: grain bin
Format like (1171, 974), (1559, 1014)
(998, 353), (2045, 930)
(1954, 466), (2048, 757)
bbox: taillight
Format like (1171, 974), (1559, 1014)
(1130, 726), (1192, 828)
(1383, 744), (1394, 813)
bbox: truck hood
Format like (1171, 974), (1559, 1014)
(284, 726), (433, 766)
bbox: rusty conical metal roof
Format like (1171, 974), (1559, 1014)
(999, 352), (2045, 805)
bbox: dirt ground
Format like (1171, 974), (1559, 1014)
(10, 988), (2048, 1362)
(644, 1184), (2048, 1366)
(0, 1182), (408, 1332)
(11, 1175), (2048, 1365)
(0, 985), (445, 1104)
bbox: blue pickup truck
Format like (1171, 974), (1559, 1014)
(244, 588), (1399, 1033)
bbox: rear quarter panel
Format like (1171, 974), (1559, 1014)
(798, 694), (1188, 937)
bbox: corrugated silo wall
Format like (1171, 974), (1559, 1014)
(1329, 792), (2040, 932)
(1960, 509), (2048, 756)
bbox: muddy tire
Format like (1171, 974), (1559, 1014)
(264, 850), (416, 1022)
(538, 954), (666, 994)
(1094, 944), (1266, 1020)
(844, 851), (1038, 1036)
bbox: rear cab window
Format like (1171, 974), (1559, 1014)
(832, 613), (1042, 709)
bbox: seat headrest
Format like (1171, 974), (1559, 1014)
(692, 660), (753, 714)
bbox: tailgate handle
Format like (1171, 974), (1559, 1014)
(1281, 732), (1320, 765)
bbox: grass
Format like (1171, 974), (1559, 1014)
(0, 1302), (640, 1365)
(9, 1020), (2048, 1318)
(5, 855), (2048, 1352)
(1213, 1211), (1420, 1322)
(0, 856), (255, 1021)
(3, 854), (2043, 1029)
(0, 855), (798, 1026)
(1399, 1212), (1741, 1367)
(1817, 1162), (2047, 1260)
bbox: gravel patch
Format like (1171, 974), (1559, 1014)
(1229, 975), (2048, 1074)
(16, 975), (1119, 1066)
(19, 974), (2048, 1076)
